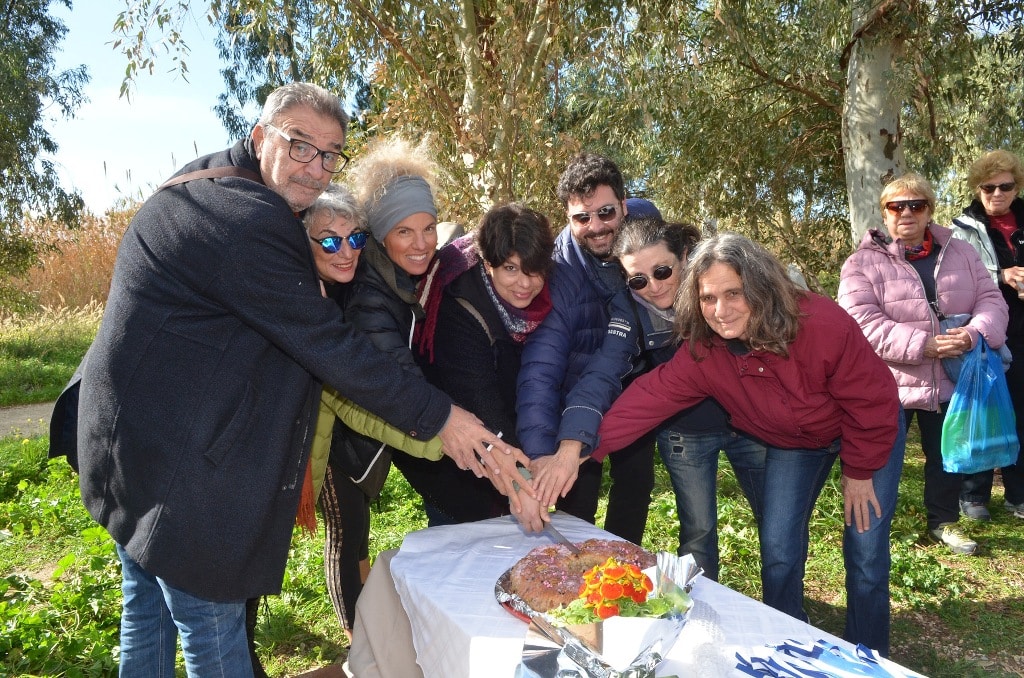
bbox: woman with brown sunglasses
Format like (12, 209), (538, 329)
(838, 172), (1007, 555)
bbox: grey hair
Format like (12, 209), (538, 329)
(676, 233), (805, 358)
(303, 184), (365, 231)
(612, 218), (701, 261)
(258, 82), (348, 136)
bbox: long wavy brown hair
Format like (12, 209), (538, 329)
(676, 233), (806, 358)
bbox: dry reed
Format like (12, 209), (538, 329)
(16, 208), (136, 310)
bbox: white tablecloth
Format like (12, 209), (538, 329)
(352, 513), (911, 678)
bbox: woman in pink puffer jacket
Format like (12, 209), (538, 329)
(839, 172), (1007, 556)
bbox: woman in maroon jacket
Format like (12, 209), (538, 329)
(592, 233), (905, 657)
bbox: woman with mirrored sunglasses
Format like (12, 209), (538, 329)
(541, 216), (766, 581)
(951, 150), (1024, 522)
(838, 172), (1007, 556)
(244, 185), (445, 665)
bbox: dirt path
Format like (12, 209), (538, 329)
(0, 402), (54, 438)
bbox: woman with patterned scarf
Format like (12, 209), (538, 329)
(839, 172), (1007, 556)
(404, 202), (555, 524)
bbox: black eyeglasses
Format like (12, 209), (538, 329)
(884, 200), (929, 215)
(309, 232), (368, 253)
(570, 204), (618, 226)
(627, 265), (674, 290)
(979, 182), (1017, 195)
(265, 124), (350, 173)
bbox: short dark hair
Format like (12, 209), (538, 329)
(476, 203), (555, 278)
(556, 152), (625, 206)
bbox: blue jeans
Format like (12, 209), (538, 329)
(656, 428), (766, 581)
(758, 408), (905, 657)
(843, 415), (906, 657)
(117, 544), (254, 678)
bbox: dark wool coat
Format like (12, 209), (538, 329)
(75, 140), (451, 600)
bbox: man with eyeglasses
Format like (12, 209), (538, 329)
(57, 82), (524, 677)
(514, 152), (658, 543)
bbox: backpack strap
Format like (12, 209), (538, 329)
(157, 166), (263, 191)
(456, 297), (494, 346)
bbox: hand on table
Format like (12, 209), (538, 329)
(532, 441), (584, 508)
(842, 474), (881, 533)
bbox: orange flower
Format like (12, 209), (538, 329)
(576, 556), (653, 619)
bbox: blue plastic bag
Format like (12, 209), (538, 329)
(940, 338), (1019, 474)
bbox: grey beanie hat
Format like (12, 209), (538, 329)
(366, 175), (438, 241)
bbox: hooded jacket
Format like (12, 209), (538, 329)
(515, 227), (623, 458)
(838, 224), (1007, 410)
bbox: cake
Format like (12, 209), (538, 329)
(508, 538), (655, 612)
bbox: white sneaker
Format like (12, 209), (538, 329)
(1005, 501), (1024, 519)
(929, 523), (978, 555)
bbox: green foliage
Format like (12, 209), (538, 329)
(0, 306), (100, 407)
(0, 436), (121, 676)
(2, 429), (1024, 676)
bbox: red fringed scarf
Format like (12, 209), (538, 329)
(295, 459), (317, 536)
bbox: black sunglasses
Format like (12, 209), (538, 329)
(627, 264), (674, 290)
(309, 232), (368, 253)
(570, 204), (618, 226)
(979, 182), (1017, 195)
(884, 200), (929, 215)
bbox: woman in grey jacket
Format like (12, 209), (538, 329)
(951, 150), (1024, 522)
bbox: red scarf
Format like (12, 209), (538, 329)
(904, 228), (935, 261)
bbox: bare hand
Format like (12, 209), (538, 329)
(532, 441), (583, 508)
(438, 407), (534, 502)
(509, 489), (549, 533)
(925, 328), (972, 359)
(1002, 265), (1024, 290)
(842, 474), (881, 533)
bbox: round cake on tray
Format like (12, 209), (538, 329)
(508, 538), (656, 612)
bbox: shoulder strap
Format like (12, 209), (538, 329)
(157, 166), (263, 192)
(456, 297), (494, 346)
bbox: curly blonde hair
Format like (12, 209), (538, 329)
(345, 136), (438, 209)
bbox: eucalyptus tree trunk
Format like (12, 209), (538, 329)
(841, 1), (905, 245)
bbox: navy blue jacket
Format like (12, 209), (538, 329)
(515, 227), (624, 458)
(561, 287), (731, 451)
(75, 140), (451, 601)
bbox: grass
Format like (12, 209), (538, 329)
(0, 305), (102, 407)
(1, 251), (1023, 675)
(2, 426), (1023, 677)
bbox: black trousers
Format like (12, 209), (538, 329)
(556, 431), (656, 544)
(961, 348), (1024, 507)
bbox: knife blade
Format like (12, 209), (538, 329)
(544, 521), (581, 554)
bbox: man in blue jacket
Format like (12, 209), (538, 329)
(69, 82), (523, 677)
(515, 152), (656, 543)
